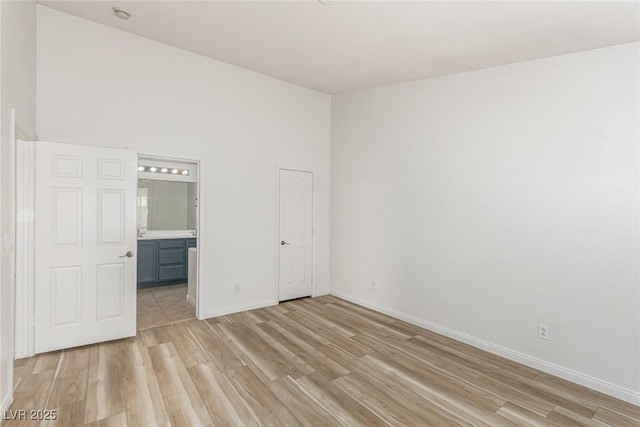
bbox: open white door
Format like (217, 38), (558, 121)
(278, 169), (313, 301)
(34, 141), (138, 353)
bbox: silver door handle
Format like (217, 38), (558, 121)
(280, 240), (290, 246)
(119, 250), (135, 258)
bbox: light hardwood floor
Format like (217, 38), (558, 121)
(6, 295), (640, 426)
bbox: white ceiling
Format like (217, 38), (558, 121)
(39, 1), (640, 94)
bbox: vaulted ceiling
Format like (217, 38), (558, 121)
(39, 1), (640, 93)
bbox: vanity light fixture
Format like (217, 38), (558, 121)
(138, 165), (190, 176)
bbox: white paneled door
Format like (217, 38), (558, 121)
(278, 169), (313, 301)
(34, 142), (138, 353)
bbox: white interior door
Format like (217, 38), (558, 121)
(278, 169), (313, 301)
(34, 141), (138, 353)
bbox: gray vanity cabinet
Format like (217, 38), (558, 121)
(137, 241), (157, 285)
(137, 238), (197, 288)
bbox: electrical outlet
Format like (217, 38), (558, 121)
(234, 283), (240, 294)
(370, 281), (376, 291)
(538, 324), (549, 340)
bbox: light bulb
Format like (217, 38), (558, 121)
(181, 170), (189, 176)
(149, 167), (157, 172)
(160, 168), (168, 173)
(171, 169), (178, 174)
(138, 166), (145, 172)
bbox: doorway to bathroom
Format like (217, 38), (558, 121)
(135, 156), (200, 329)
(16, 143), (207, 356)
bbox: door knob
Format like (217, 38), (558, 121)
(280, 240), (290, 246)
(119, 250), (135, 258)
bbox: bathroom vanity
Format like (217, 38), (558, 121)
(137, 235), (197, 288)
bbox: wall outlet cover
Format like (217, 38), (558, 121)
(538, 324), (549, 340)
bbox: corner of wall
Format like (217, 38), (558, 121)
(204, 298), (278, 319)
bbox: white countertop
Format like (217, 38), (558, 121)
(138, 230), (197, 240)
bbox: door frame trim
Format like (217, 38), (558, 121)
(275, 166), (315, 302)
(15, 140), (36, 358)
(137, 152), (205, 321)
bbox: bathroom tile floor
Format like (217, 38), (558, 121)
(137, 283), (195, 329)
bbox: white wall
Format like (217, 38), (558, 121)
(0, 0), (36, 413)
(37, 6), (331, 318)
(331, 43), (640, 403)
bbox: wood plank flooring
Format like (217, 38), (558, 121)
(6, 295), (640, 426)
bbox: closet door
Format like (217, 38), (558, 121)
(278, 169), (313, 301)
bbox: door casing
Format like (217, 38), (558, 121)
(137, 153), (203, 319)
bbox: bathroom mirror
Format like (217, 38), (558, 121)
(137, 180), (197, 231)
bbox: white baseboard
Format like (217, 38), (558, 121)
(204, 298), (277, 319)
(186, 294), (196, 308)
(330, 290), (640, 406)
(313, 288), (330, 297)
(1, 391), (13, 419)
(14, 353), (32, 360)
